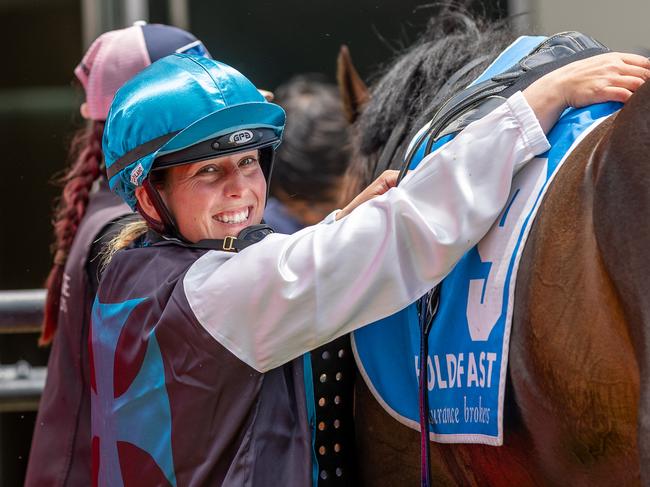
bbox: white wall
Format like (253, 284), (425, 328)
(509, 0), (650, 52)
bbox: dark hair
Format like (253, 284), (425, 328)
(41, 121), (104, 345)
(343, 9), (515, 201)
(271, 75), (350, 202)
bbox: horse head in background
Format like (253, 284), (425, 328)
(339, 11), (650, 486)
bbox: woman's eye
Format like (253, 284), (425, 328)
(197, 165), (218, 175)
(239, 157), (258, 167)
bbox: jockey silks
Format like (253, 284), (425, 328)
(91, 241), (312, 486)
(25, 180), (130, 487)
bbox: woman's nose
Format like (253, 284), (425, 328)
(223, 169), (247, 197)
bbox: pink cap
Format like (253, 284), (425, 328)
(74, 23), (210, 121)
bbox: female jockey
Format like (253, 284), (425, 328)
(93, 53), (650, 485)
(25, 23), (210, 487)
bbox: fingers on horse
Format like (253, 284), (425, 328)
(616, 64), (650, 81)
(618, 52), (650, 69)
(602, 86), (634, 103)
(605, 54), (650, 80)
(614, 75), (647, 92)
(595, 53), (650, 79)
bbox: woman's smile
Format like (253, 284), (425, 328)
(213, 206), (252, 225)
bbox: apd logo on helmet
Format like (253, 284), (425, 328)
(130, 163), (144, 186)
(229, 130), (254, 145)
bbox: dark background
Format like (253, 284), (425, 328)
(0, 0), (505, 484)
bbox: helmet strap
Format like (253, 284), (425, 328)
(259, 146), (275, 202)
(141, 178), (190, 242)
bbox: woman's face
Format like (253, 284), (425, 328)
(159, 149), (267, 242)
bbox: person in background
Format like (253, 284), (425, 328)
(264, 74), (357, 483)
(264, 75), (350, 233)
(25, 23), (211, 487)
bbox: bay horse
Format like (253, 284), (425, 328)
(338, 12), (649, 486)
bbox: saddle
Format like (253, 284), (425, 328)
(396, 31), (609, 181)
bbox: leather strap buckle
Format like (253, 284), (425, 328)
(223, 236), (236, 252)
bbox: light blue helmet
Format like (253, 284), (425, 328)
(103, 54), (286, 211)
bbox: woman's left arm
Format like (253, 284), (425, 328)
(182, 93), (548, 372)
(181, 52), (650, 373)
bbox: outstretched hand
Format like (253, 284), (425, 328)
(336, 170), (399, 220)
(523, 52), (650, 133)
(338, 54), (650, 221)
(561, 53), (650, 106)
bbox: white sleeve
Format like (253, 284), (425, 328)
(183, 91), (550, 372)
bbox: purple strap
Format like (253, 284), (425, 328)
(418, 285), (440, 487)
(419, 318), (431, 487)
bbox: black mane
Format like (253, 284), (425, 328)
(347, 9), (517, 195)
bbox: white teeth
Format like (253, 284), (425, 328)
(215, 208), (249, 224)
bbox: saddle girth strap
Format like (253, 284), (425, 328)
(418, 286), (440, 487)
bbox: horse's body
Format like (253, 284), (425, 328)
(340, 13), (649, 486)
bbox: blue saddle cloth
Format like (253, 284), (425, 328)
(352, 36), (620, 445)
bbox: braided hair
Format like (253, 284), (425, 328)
(40, 121), (104, 345)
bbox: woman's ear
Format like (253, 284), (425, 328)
(80, 102), (90, 119)
(135, 185), (162, 222)
(259, 89), (274, 102)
